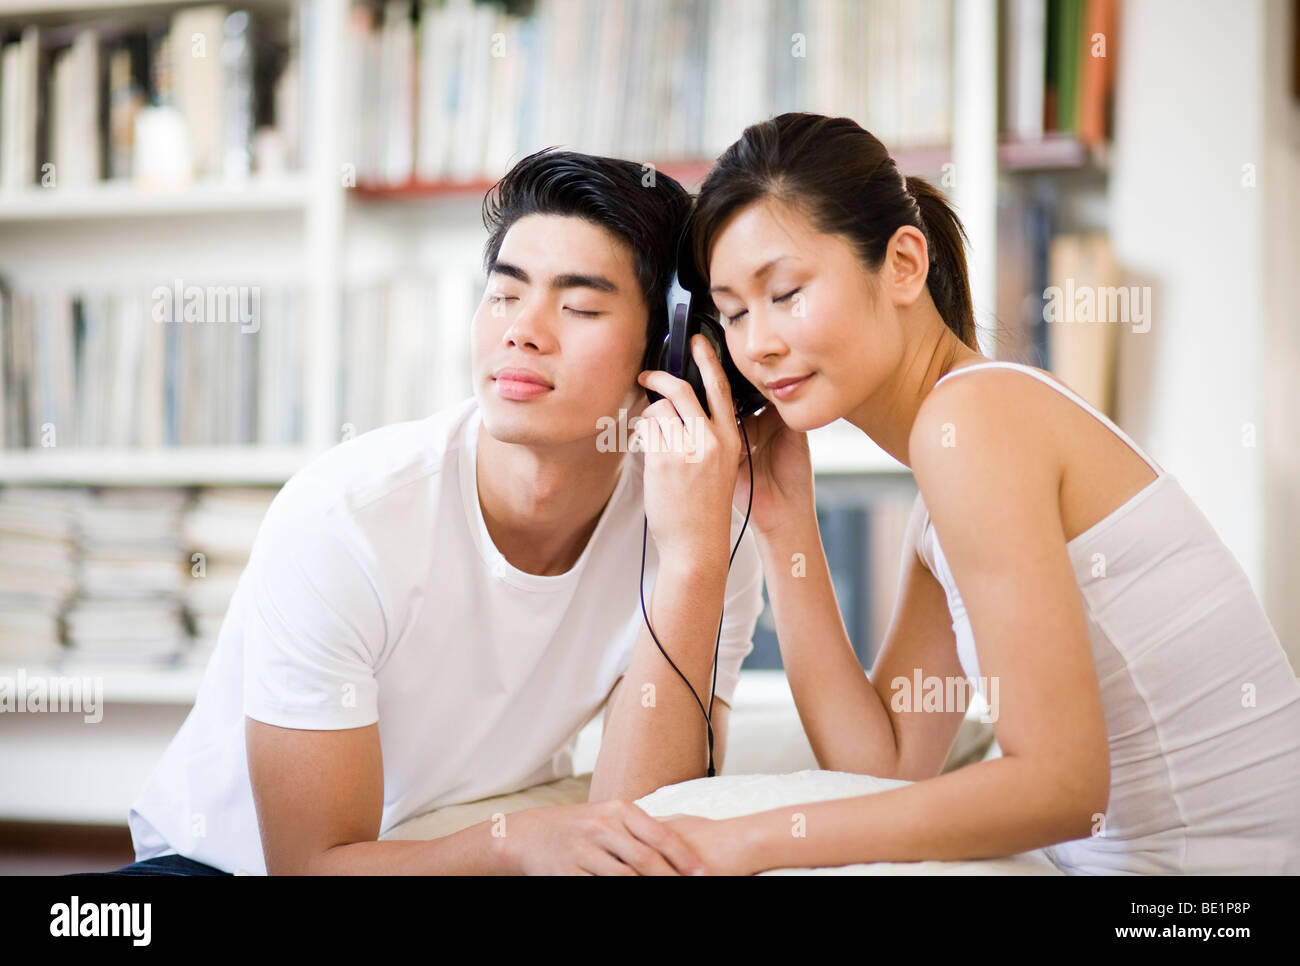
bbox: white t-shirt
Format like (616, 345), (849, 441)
(128, 396), (764, 874)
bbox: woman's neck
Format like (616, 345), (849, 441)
(843, 314), (984, 468)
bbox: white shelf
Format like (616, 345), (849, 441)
(0, 661), (206, 704)
(0, 0), (173, 12)
(0, 0), (291, 18)
(346, 137), (1104, 206)
(0, 446), (318, 485)
(0, 175), (311, 222)
(1, 662), (799, 711)
(0, 439), (901, 484)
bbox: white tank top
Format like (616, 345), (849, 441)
(914, 360), (1300, 874)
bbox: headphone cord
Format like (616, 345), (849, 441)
(638, 415), (754, 779)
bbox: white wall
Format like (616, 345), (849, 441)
(1109, 0), (1299, 669)
(1261, 0), (1300, 668)
(1108, 1), (1266, 600)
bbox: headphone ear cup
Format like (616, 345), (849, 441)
(642, 331), (670, 405)
(680, 329), (712, 418)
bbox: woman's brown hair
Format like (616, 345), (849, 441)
(690, 112), (982, 351)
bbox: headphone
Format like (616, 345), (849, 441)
(636, 241), (764, 779)
(643, 264), (768, 419)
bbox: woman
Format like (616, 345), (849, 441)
(638, 112), (1300, 875)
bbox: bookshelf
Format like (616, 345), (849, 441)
(0, 173), (311, 221)
(350, 134), (1104, 200)
(0, 0), (1109, 477)
(0, 445), (315, 484)
(0, 0), (1118, 825)
(3, 661), (207, 703)
(0, 1), (293, 15)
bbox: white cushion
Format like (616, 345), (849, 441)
(635, 770), (1061, 875)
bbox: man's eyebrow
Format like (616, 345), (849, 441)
(489, 260), (619, 294)
(708, 255), (791, 295)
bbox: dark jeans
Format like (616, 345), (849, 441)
(68, 853), (233, 876)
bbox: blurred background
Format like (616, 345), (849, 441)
(0, 0), (1296, 871)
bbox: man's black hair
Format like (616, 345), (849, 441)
(482, 148), (694, 350)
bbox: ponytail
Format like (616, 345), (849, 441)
(904, 175), (977, 349)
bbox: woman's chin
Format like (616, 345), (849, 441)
(772, 398), (841, 433)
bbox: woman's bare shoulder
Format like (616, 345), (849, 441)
(911, 361), (1066, 457)
(909, 365), (1066, 543)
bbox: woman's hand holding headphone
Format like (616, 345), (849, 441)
(733, 401), (815, 540)
(635, 334), (743, 570)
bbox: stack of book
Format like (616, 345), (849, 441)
(181, 486), (278, 663)
(349, 0), (955, 188)
(63, 488), (191, 667)
(0, 484), (285, 668)
(0, 486), (82, 665)
(0, 284), (306, 449)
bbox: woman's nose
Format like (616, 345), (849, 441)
(743, 307), (786, 363)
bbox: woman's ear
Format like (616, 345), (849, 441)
(883, 224), (931, 308)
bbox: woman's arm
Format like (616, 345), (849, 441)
(755, 499), (970, 780)
(729, 746), (1102, 870)
(755, 509), (898, 776)
(670, 374), (1112, 873)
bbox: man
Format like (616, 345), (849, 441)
(119, 149), (765, 875)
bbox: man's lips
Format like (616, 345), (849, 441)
(493, 367), (553, 387)
(492, 367), (554, 400)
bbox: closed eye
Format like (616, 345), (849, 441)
(488, 294), (601, 318)
(722, 287), (800, 326)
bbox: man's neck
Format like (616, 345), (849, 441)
(474, 422), (627, 577)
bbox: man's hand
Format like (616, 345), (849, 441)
(500, 799), (709, 875)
